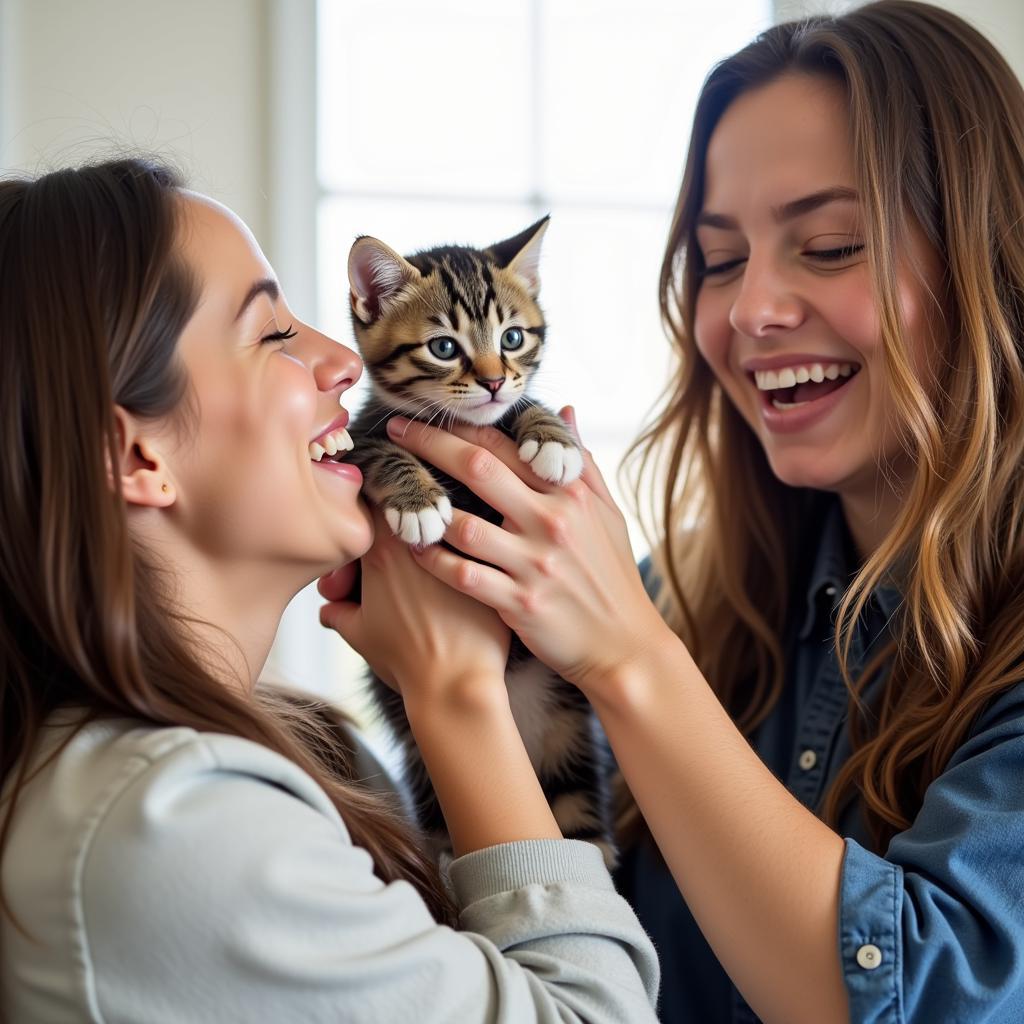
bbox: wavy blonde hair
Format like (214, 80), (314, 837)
(628, 0), (1024, 851)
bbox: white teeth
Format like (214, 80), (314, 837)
(753, 361), (857, 391)
(308, 427), (354, 462)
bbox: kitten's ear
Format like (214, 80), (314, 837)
(348, 236), (420, 324)
(487, 216), (549, 298)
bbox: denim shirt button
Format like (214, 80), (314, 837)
(798, 749), (818, 771)
(855, 944), (883, 970)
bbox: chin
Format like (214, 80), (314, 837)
(765, 453), (851, 494)
(455, 400), (515, 426)
(331, 502), (374, 561)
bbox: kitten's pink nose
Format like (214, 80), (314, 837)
(477, 377), (505, 394)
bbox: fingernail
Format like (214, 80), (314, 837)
(387, 416), (409, 435)
(562, 406), (580, 439)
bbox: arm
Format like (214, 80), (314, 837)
(82, 735), (660, 1022)
(318, 514), (561, 856)
(383, 413), (849, 1024)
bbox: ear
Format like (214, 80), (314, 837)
(348, 236), (420, 324)
(109, 405), (176, 508)
(487, 216), (550, 297)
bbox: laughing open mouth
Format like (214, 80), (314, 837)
(309, 427), (354, 462)
(753, 361), (860, 410)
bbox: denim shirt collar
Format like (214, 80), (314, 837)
(798, 498), (903, 640)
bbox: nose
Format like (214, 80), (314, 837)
(292, 326), (362, 396)
(727, 252), (806, 339)
(477, 376), (505, 394)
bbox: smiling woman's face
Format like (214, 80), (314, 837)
(166, 193), (372, 578)
(693, 72), (943, 501)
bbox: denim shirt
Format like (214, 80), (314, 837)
(615, 500), (1024, 1023)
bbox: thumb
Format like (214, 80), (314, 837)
(558, 404), (580, 442)
(319, 599), (364, 651)
(317, 561), (358, 602)
(558, 404), (616, 508)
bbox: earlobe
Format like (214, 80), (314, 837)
(110, 405), (176, 509)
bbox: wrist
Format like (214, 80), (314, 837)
(576, 625), (693, 714)
(401, 670), (512, 722)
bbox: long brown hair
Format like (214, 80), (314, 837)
(629, 0), (1024, 850)
(0, 157), (456, 927)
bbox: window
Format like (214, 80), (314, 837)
(266, 0), (772, 727)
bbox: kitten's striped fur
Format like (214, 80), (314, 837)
(345, 218), (615, 866)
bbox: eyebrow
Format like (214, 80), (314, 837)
(695, 187), (860, 230)
(234, 278), (279, 322)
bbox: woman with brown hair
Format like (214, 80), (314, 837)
(376, 1), (1024, 1021)
(0, 160), (659, 1021)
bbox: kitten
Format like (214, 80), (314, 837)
(343, 217), (615, 866)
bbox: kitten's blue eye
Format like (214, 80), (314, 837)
(427, 336), (459, 360)
(501, 327), (524, 351)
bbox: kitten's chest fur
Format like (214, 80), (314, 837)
(351, 393), (517, 531)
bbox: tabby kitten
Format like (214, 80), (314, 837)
(344, 217), (615, 866)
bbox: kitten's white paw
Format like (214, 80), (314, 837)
(384, 497), (452, 546)
(519, 440), (584, 485)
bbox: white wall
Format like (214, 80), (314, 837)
(0, 0), (271, 247)
(773, 0), (1024, 78)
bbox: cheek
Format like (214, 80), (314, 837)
(232, 356), (318, 456)
(820, 275), (882, 361)
(896, 276), (944, 383)
(693, 289), (761, 432)
(693, 288), (728, 369)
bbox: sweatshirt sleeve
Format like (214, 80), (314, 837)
(837, 685), (1024, 1023)
(78, 733), (659, 1024)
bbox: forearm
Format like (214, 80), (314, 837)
(404, 682), (562, 857)
(587, 634), (849, 1024)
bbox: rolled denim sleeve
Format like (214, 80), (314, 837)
(838, 686), (1024, 1023)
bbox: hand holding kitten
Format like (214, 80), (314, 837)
(390, 409), (677, 696)
(318, 510), (511, 705)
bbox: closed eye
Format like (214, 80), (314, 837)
(700, 244), (865, 278)
(700, 257), (746, 278)
(262, 324), (297, 344)
(805, 244), (865, 261)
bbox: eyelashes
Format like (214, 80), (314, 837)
(808, 244), (866, 262)
(261, 323), (297, 344)
(699, 244), (866, 278)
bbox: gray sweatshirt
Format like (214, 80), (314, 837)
(1, 711), (660, 1022)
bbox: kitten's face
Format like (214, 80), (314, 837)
(348, 219), (549, 426)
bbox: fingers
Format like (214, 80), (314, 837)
(442, 508), (527, 573)
(411, 539), (516, 615)
(317, 561), (358, 602)
(319, 596), (362, 647)
(386, 417), (545, 524)
(557, 405), (619, 510)
(445, 421), (565, 493)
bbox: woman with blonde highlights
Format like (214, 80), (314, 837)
(381, 2), (1024, 1021)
